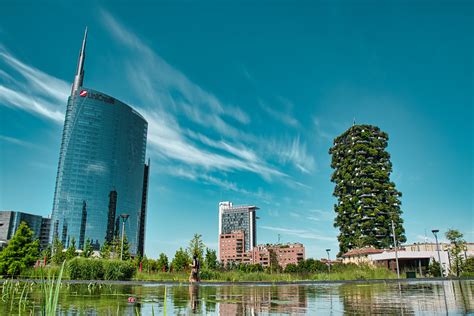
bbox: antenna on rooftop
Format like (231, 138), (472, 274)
(353, 117), (356, 126)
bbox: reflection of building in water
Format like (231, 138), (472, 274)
(340, 281), (474, 315)
(218, 285), (307, 315)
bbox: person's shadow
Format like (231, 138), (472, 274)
(189, 284), (200, 313)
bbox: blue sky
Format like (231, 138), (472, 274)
(0, 1), (472, 259)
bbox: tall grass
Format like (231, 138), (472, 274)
(40, 261), (65, 316)
(133, 265), (396, 282)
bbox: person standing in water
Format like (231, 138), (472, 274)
(189, 255), (200, 282)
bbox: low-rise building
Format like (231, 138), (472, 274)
(341, 242), (474, 276)
(0, 210), (51, 250)
(219, 230), (246, 266)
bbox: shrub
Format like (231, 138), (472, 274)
(103, 260), (135, 280)
(67, 257), (104, 280)
(67, 258), (135, 280)
(461, 257), (474, 277)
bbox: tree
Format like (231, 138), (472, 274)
(157, 253), (169, 272)
(81, 239), (93, 258)
(187, 233), (205, 263)
(268, 249), (281, 274)
(65, 237), (77, 260)
(118, 235), (131, 260)
(204, 248), (218, 270)
(100, 241), (112, 259)
(445, 229), (466, 276)
(329, 125), (406, 255)
(171, 248), (191, 272)
(51, 237), (66, 265)
(462, 257), (474, 276)
(0, 222), (40, 276)
(40, 244), (52, 265)
(427, 260), (442, 277)
(284, 263), (298, 273)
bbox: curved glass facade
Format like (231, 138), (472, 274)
(50, 88), (148, 255)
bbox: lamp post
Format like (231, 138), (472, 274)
(120, 214), (130, 260)
(391, 219), (400, 279)
(432, 229), (443, 277)
(326, 249), (331, 273)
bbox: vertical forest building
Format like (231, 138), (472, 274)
(329, 125), (406, 254)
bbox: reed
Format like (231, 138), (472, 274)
(40, 261), (65, 316)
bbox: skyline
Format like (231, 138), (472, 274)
(0, 1), (472, 259)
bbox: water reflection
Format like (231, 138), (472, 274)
(1, 280), (472, 315)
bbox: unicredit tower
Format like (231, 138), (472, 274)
(50, 28), (149, 256)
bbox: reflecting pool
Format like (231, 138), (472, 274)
(1, 280), (473, 315)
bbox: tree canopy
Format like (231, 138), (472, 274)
(0, 221), (40, 276)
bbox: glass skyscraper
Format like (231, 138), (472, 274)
(50, 28), (149, 255)
(218, 201), (258, 252)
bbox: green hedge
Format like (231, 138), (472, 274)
(67, 258), (135, 280)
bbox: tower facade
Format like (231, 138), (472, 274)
(329, 124), (406, 254)
(218, 201), (258, 252)
(50, 29), (149, 255)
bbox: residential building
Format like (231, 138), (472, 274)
(0, 211), (51, 249)
(50, 28), (149, 255)
(251, 243), (305, 269)
(329, 125), (406, 254)
(219, 201), (258, 253)
(219, 230), (246, 266)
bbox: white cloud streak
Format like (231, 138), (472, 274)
(261, 225), (336, 242)
(0, 49), (69, 123)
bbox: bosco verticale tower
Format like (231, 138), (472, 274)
(329, 125), (406, 254)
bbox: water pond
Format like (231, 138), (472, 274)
(1, 280), (473, 315)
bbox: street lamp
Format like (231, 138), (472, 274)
(326, 249), (331, 273)
(432, 229), (443, 277)
(120, 214), (130, 260)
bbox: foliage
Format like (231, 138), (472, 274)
(157, 253), (169, 272)
(40, 261), (65, 316)
(268, 249), (281, 273)
(51, 238), (65, 265)
(103, 260), (135, 280)
(297, 259), (328, 273)
(461, 257), (474, 277)
(329, 125), (406, 254)
(445, 229), (466, 276)
(0, 221), (40, 276)
(171, 248), (191, 272)
(187, 233), (205, 263)
(284, 263), (298, 273)
(427, 260), (442, 277)
(204, 248), (218, 270)
(65, 237), (77, 260)
(40, 245), (52, 265)
(100, 241), (112, 259)
(67, 257), (135, 280)
(118, 235), (131, 260)
(81, 239), (93, 258)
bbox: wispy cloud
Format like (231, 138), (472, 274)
(0, 135), (39, 149)
(0, 49), (69, 123)
(265, 135), (315, 174)
(99, 10), (291, 181)
(259, 98), (299, 128)
(261, 225), (336, 242)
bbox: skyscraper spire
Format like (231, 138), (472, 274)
(71, 27), (88, 95)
